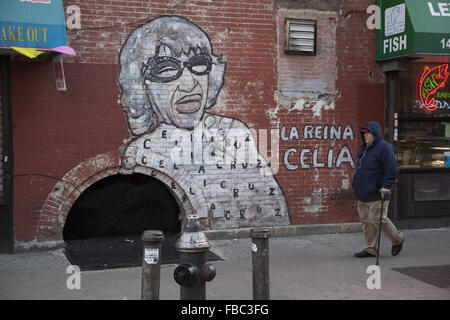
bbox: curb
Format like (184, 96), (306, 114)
(205, 222), (363, 240)
(13, 223), (363, 253)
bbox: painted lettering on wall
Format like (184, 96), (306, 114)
(281, 124), (356, 171)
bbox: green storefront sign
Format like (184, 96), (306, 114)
(376, 0), (450, 61)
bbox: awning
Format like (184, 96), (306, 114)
(0, 0), (75, 58)
(376, 0), (450, 61)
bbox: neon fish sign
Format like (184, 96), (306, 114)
(417, 64), (449, 112)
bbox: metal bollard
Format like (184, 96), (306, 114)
(173, 214), (216, 300)
(141, 230), (164, 300)
(250, 227), (271, 300)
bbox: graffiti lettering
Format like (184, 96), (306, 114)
(281, 124), (354, 141)
(281, 124), (355, 171)
(284, 146), (355, 170)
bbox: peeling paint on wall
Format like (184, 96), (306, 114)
(269, 90), (340, 123)
(341, 173), (351, 190)
(302, 189), (324, 213)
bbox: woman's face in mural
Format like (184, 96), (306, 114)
(118, 16), (226, 135)
(143, 45), (210, 130)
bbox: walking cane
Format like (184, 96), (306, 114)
(376, 195), (384, 266)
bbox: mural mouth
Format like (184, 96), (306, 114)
(174, 94), (202, 114)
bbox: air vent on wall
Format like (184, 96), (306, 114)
(285, 18), (316, 55)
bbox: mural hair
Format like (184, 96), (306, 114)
(118, 15), (226, 136)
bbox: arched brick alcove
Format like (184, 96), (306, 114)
(37, 150), (203, 242)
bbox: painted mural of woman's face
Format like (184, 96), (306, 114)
(143, 44), (210, 130)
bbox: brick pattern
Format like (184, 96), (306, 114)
(273, 0), (383, 225)
(277, 8), (338, 95)
(11, 61), (129, 241)
(62, 0), (278, 126)
(12, 0), (385, 242)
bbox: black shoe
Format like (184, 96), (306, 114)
(354, 250), (375, 258)
(392, 236), (405, 256)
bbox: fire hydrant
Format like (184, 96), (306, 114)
(173, 214), (216, 300)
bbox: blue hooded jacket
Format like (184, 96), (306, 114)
(352, 121), (398, 201)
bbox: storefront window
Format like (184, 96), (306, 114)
(397, 61), (450, 168)
(397, 121), (450, 167)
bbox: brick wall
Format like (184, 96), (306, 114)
(273, 0), (384, 225)
(13, 0), (281, 242)
(11, 0), (385, 243)
(63, 0), (278, 127)
(12, 61), (129, 241)
(335, 0), (385, 217)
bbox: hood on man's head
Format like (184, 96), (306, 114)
(360, 121), (382, 144)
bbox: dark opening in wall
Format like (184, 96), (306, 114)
(63, 173), (181, 240)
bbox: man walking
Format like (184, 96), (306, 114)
(352, 121), (405, 258)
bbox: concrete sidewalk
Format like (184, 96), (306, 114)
(0, 227), (449, 300)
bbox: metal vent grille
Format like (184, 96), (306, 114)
(285, 19), (316, 54)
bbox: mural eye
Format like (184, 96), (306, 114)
(186, 54), (212, 75)
(144, 57), (182, 82)
(156, 66), (179, 78)
(191, 64), (209, 74)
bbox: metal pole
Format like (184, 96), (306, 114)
(250, 227), (271, 300)
(376, 200), (384, 266)
(386, 70), (400, 223)
(141, 230), (164, 300)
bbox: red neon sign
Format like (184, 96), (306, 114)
(417, 64), (449, 111)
